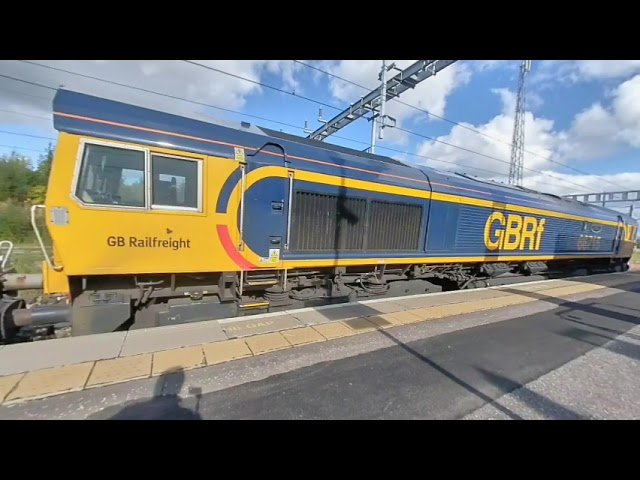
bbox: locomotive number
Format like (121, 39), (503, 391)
(484, 212), (546, 251)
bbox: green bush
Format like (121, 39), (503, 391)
(0, 202), (33, 243)
(0, 147), (54, 244)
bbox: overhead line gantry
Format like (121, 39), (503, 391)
(305, 60), (458, 153)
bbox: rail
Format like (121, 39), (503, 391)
(30, 205), (63, 272)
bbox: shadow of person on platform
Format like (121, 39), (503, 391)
(107, 368), (202, 420)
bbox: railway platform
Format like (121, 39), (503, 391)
(0, 272), (639, 406)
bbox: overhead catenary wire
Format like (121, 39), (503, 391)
(5, 61), (599, 193)
(3, 65), (562, 192)
(0, 143), (48, 154)
(293, 60), (626, 192)
(8, 63), (321, 133)
(10, 61), (510, 179)
(0, 129), (55, 141)
(0, 86), (52, 101)
(5, 60), (600, 193)
(0, 107), (51, 121)
(181, 60), (343, 112)
(179, 60), (603, 193)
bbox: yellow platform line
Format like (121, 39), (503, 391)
(0, 280), (615, 405)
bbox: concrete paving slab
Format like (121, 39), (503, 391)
(312, 322), (356, 340)
(363, 301), (407, 314)
(203, 339), (252, 365)
(217, 310), (291, 324)
(223, 314), (303, 338)
(288, 310), (337, 326)
(120, 321), (227, 357)
(0, 332), (126, 376)
(6, 362), (94, 402)
(366, 311), (421, 328)
(152, 345), (205, 376)
(390, 289), (506, 310)
(342, 303), (384, 317)
(281, 327), (326, 346)
(469, 295), (531, 312)
(366, 314), (401, 329)
(245, 332), (291, 355)
(327, 305), (378, 320)
(342, 318), (379, 333)
(392, 295), (457, 309)
(446, 296), (529, 317)
(0, 374), (23, 402)
(550, 284), (605, 297)
(420, 301), (476, 320)
(512, 280), (575, 292)
(385, 310), (425, 324)
(86, 354), (152, 388)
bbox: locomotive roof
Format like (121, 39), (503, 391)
(259, 126), (408, 167)
(51, 88), (635, 225)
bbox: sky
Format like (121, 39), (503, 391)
(2, 59), (640, 217)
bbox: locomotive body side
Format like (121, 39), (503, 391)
(4, 88), (634, 341)
(422, 170), (634, 264)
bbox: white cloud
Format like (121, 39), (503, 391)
(573, 60), (640, 80)
(409, 72), (640, 196)
(0, 60), (300, 134)
(532, 60), (640, 86)
(317, 60), (471, 145)
(414, 87), (559, 178)
(472, 60), (519, 72)
(554, 74), (640, 161)
(610, 75), (640, 145)
(473, 60), (502, 71)
(554, 103), (621, 161)
(265, 60), (305, 93)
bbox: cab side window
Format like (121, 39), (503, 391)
(151, 155), (200, 210)
(74, 141), (202, 212)
(75, 143), (146, 208)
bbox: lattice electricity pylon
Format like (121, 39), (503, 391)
(508, 60), (532, 186)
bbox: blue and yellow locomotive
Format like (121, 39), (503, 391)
(0, 89), (636, 341)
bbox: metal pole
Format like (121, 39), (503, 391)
(369, 60), (389, 154)
(370, 116), (377, 154)
(379, 60), (387, 140)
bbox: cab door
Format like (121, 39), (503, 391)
(614, 216), (625, 256)
(239, 143), (291, 268)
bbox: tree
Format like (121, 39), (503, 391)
(27, 185), (47, 204)
(0, 144), (56, 243)
(35, 142), (54, 186)
(0, 152), (37, 203)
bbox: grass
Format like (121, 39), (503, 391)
(3, 244), (50, 274)
(10, 249), (45, 274)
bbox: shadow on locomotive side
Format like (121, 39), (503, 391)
(0, 89), (636, 343)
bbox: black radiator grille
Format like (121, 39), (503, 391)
(368, 200), (423, 250)
(290, 191), (423, 252)
(290, 191), (367, 251)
